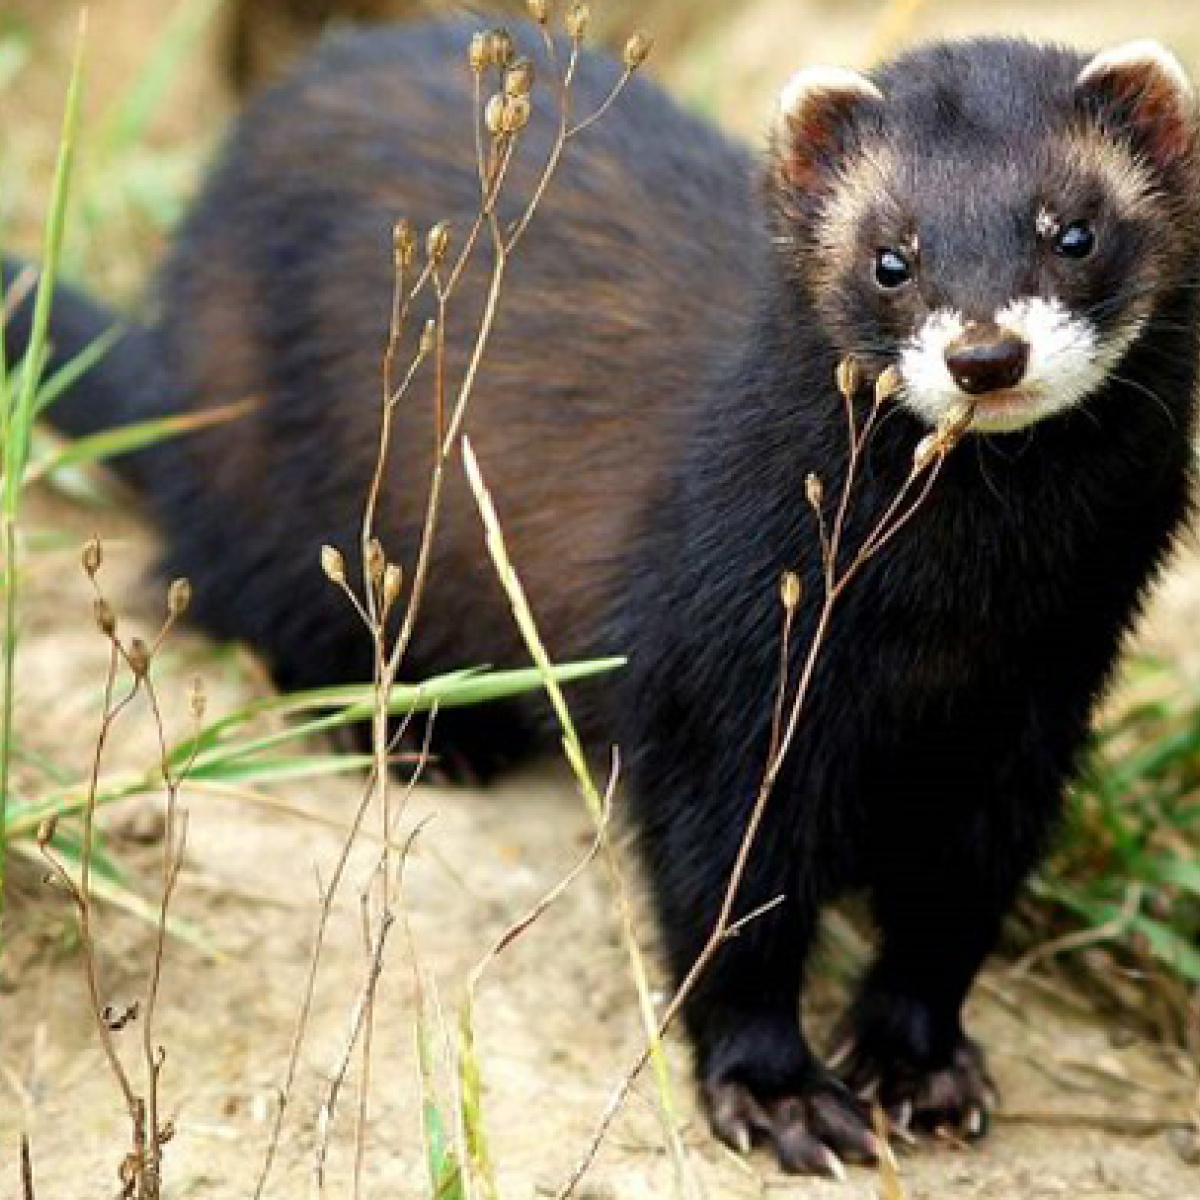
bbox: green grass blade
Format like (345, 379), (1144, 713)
(30, 400), (257, 480)
(184, 754), (377, 786)
(31, 323), (124, 415)
(1, 15), (86, 954)
(10, 840), (215, 955)
(165, 660), (623, 771)
(96, 0), (222, 158)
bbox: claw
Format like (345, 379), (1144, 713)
(827, 1039), (855, 1071)
(705, 1073), (876, 1176)
(964, 1105), (985, 1139)
(818, 1146), (847, 1183)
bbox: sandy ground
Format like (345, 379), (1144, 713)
(2, 491), (1198, 1199)
(3, 1), (1200, 1197)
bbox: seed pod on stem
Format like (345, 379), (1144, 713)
(485, 93), (507, 136)
(426, 221), (451, 263)
(167, 577), (192, 617)
(805, 471), (824, 511)
(913, 433), (940, 473)
(82, 536), (103, 578)
(487, 29), (514, 67)
(566, 3), (589, 41)
(835, 356), (861, 401)
(505, 58), (535, 97)
(321, 545), (347, 585)
(366, 538), (386, 584)
(936, 399), (975, 451)
(623, 32), (653, 70)
(383, 564), (404, 610)
(780, 571), (802, 612)
(94, 598), (117, 638)
(393, 219), (415, 268)
(875, 365), (903, 404)
(501, 95), (531, 133)
(468, 32), (488, 74)
(128, 637), (151, 679)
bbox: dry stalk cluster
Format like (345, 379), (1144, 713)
(32, 539), (202, 1200)
(548, 357), (966, 1194)
(253, 9), (657, 1198)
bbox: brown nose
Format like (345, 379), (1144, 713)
(944, 329), (1029, 395)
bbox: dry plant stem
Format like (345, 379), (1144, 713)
(42, 640), (142, 1116)
(38, 574), (199, 1200)
(260, 34), (642, 1198)
(252, 741), (414, 1199)
(312, 910), (396, 1194)
(554, 381), (954, 1198)
(352, 893), (378, 1200)
(461, 440), (695, 1198)
(997, 1109), (1192, 1137)
(20, 1133), (35, 1200)
(343, 726), (437, 1199)
(468, 754), (619, 992)
(136, 673), (198, 1200)
(1010, 883), (1145, 978)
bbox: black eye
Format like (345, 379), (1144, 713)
(1054, 219), (1096, 260)
(874, 248), (913, 290)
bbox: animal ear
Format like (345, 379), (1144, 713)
(773, 66), (884, 190)
(1075, 41), (1197, 174)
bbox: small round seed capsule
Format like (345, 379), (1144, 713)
(468, 32), (488, 73)
(566, 3), (589, 41)
(128, 637), (151, 679)
(426, 221), (451, 262)
(505, 58), (535, 97)
(501, 95), (532, 133)
(805, 471), (824, 511)
(82, 536), (103, 578)
(913, 433), (940, 473)
(936, 399), (975, 449)
(321, 545), (347, 585)
(167, 577), (192, 617)
(780, 571), (802, 612)
(623, 31), (653, 70)
(393, 219), (415, 268)
(485, 93), (507, 136)
(487, 29), (514, 67)
(367, 537), (386, 584)
(835, 356), (860, 400)
(875, 365), (903, 403)
(383, 564), (404, 609)
(94, 598), (117, 637)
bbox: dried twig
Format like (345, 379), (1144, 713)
(553, 367), (971, 1196)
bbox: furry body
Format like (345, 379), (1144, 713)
(7, 23), (1199, 1173)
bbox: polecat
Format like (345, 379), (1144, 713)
(6, 24), (1199, 1177)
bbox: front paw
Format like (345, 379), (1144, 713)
(836, 1032), (997, 1140)
(704, 1068), (881, 1177)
